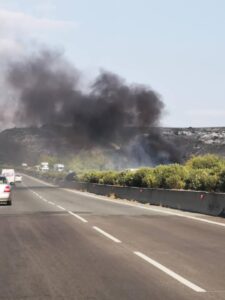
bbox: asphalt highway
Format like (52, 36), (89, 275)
(0, 174), (225, 300)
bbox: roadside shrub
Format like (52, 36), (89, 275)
(80, 171), (103, 183)
(131, 168), (154, 187)
(185, 169), (219, 192)
(98, 171), (118, 185)
(153, 164), (188, 189)
(143, 171), (158, 188)
(115, 168), (155, 187)
(218, 168), (225, 192)
(120, 171), (136, 187)
(64, 154), (225, 193)
(164, 174), (186, 189)
(116, 171), (130, 186)
(185, 154), (225, 171)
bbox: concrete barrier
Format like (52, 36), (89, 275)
(24, 171), (225, 216)
(61, 182), (225, 216)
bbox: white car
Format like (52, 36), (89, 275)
(0, 176), (12, 205)
(15, 174), (22, 183)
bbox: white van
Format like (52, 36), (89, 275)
(1, 169), (15, 185)
(53, 164), (65, 172)
(40, 162), (49, 172)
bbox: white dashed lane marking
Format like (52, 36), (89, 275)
(57, 205), (66, 210)
(93, 226), (122, 243)
(68, 211), (88, 223)
(134, 251), (206, 293)
(47, 201), (55, 205)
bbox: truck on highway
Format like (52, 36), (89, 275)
(1, 169), (15, 185)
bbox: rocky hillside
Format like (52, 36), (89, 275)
(0, 125), (225, 165)
(0, 125), (76, 164)
(161, 127), (225, 161)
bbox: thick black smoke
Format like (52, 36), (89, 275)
(6, 50), (180, 166)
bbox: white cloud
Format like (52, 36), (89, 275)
(0, 8), (77, 37)
(0, 8), (78, 62)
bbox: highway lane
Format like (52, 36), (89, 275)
(0, 175), (225, 299)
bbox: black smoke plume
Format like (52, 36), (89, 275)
(6, 50), (180, 166)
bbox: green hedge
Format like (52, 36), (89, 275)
(80, 155), (225, 192)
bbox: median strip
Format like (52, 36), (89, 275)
(134, 251), (206, 293)
(93, 226), (122, 243)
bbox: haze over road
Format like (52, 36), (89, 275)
(0, 175), (225, 300)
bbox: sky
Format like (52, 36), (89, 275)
(0, 0), (224, 127)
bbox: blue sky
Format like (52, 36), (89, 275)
(0, 0), (225, 127)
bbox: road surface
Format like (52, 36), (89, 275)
(0, 174), (225, 299)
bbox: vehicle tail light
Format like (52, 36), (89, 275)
(4, 185), (11, 193)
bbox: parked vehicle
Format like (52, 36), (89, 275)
(15, 174), (22, 183)
(40, 162), (49, 172)
(53, 164), (65, 172)
(0, 176), (12, 205)
(1, 169), (15, 185)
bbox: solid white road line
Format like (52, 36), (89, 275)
(68, 211), (88, 223)
(57, 205), (66, 210)
(48, 201), (55, 205)
(134, 251), (206, 293)
(93, 226), (122, 243)
(175, 215), (225, 227)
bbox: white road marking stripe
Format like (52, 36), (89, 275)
(67, 211), (88, 223)
(29, 189), (48, 203)
(57, 205), (66, 210)
(93, 226), (122, 243)
(175, 215), (225, 227)
(48, 201), (55, 205)
(134, 251), (206, 293)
